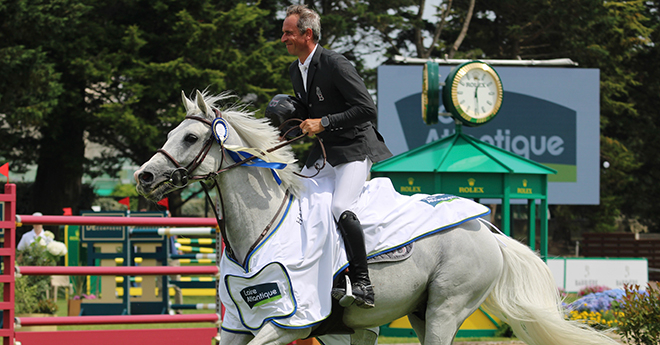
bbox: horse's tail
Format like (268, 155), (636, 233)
(481, 234), (619, 345)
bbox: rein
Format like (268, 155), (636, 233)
(156, 108), (325, 265)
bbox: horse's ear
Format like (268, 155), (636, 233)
(181, 91), (196, 113)
(195, 90), (210, 117)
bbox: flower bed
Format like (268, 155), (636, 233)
(565, 287), (624, 329)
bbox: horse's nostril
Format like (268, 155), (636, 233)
(139, 171), (154, 183)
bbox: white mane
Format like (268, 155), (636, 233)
(185, 91), (303, 197)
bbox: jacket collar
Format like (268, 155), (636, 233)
(304, 46), (323, 101)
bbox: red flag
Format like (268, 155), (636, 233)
(0, 163), (8, 178)
(62, 207), (73, 216)
(118, 197), (130, 208)
(157, 198), (169, 210)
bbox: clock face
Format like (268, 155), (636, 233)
(444, 61), (503, 126)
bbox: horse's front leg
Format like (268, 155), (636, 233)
(218, 329), (254, 345)
(246, 323), (311, 345)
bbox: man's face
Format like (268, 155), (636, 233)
(281, 15), (309, 59)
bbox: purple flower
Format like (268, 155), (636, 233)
(568, 289), (625, 312)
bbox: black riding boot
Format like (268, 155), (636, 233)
(335, 210), (375, 309)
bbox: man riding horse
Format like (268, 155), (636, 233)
(276, 4), (392, 309)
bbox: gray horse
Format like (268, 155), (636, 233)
(135, 90), (618, 345)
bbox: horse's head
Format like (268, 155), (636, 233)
(135, 90), (301, 202)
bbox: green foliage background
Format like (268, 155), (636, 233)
(15, 241), (59, 314)
(615, 284), (660, 345)
(1, 0), (660, 238)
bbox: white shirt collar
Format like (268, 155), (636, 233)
(298, 44), (319, 92)
(298, 44), (318, 70)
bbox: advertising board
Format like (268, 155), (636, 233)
(548, 257), (648, 292)
(377, 65), (600, 204)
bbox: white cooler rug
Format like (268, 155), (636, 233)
(219, 177), (490, 334)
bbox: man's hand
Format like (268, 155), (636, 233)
(300, 118), (325, 136)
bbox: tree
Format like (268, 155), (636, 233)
(281, 1), (477, 88)
(3, 0), (657, 232)
(0, 0), (93, 217)
(617, 0), (660, 230)
(454, 0), (654, 235)
(0, 0), (78, 172)
(0, 0), (295, 215)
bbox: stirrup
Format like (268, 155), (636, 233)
(332, 276), (356, 307)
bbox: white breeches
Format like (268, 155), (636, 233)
(301, 158), (372, 220)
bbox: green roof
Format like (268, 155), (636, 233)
(372, 128), (556, 175)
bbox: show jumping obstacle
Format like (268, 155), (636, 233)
(54, 209), (220, 315)
(1, 183), (222, 345)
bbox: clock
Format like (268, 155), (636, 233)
(442, 61), (503, 126)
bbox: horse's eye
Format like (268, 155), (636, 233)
(184, 134), (198, 144)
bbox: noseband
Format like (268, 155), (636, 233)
(156, 112), (217, 188)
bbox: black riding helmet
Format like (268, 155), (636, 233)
(265, 94), (308, 138)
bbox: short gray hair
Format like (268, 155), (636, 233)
(286, 5), (321, 43)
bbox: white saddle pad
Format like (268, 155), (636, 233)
(219, 177), (490, 334)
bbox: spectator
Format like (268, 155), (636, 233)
(17, 212), (52, 251)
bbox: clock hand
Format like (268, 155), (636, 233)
(474, 83), (480, 115)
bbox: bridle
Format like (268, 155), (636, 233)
(157, 110), (325, 187)
(156, 115), (215, 188)
(154, 108), (325, 265)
